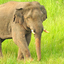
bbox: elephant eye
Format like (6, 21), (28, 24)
(27, 16), (32, 20)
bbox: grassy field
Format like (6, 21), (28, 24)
(0, 0), (64, 64)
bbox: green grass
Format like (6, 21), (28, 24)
(0, 0), (64, 64)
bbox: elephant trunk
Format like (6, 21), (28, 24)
(35, 34), (41, 61)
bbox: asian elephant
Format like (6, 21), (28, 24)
(0, 1), (48, 61)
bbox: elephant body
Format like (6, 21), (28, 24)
(0, 1), (29, 38)
(0, 1), (47, 61)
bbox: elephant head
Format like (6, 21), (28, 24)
(13, 2), (47, 61)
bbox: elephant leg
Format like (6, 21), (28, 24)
(12, 28), (31, 60)
(17, 48), (24, 60)
(1, 39), (5, 42)
(0, 39), (2, 57)
(17, 33), (31, 60)
(13, 35), (31, 60)
(0, 39), (5, 57)
(25, 33), (31, 46)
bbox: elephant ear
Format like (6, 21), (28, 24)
(13, 8), (24, 25)
(40, 5), (47, 21)
(40, 5), (47, 15)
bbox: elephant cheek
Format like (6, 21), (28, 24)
(35, 37), (41, 61)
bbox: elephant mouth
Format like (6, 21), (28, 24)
(31, 30), (35, 34)
(31, 29), (49, 34)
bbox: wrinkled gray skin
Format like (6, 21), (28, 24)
(0, 1), (47, 61)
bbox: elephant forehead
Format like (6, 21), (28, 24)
(24, 9), (41, 20)
(32, 9), (41, 16)
(25, 8), (41, 17)
(24, 4), (40, 10)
